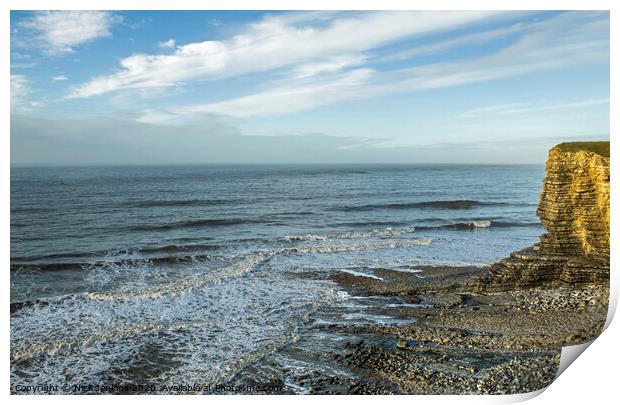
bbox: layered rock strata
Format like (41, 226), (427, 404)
(485, 142), (610, 290)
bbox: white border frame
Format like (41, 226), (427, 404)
(3, 1), (617, 404)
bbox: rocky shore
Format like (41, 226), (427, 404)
(325, 267), (607, 394)
(225, 142), (610, 395)
(225, 265), (607, 394)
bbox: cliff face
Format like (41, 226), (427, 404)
(486, 142), (610, 290)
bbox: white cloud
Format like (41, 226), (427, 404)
(52, 75), (68, 81)
(158, 39), (176, 49)
(19, 11), (121, 55)
(11, 75), (29, 105)
(11, 75), (42, 113)
(375, 23), (526, 63)
(458, 98), (610, 118)
(292, 54), (367, 79)
(137, 12), (609, 121)
(64, 10), (608, 124)
(10, 52), (37, 68)
(68, 11), (502, 98)
(138, 68), (375, 123)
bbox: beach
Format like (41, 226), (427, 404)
(10, 147), (610, 394)
(225, 265), (608, 394)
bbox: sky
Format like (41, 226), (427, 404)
(10, 10), (610, 165)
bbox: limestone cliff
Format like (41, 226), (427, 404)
(484, 142), (610, 290)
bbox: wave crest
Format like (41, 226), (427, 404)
(331, 199), (512, 212)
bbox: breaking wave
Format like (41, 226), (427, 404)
(10, 272), (350, 390)
(85, 238), (431, 301)
(280, 226), (416, 242)
(11, 251), (215, 273)
(86, 253), (272, 301)
(416, 220), (541, 231)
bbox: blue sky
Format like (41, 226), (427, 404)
(10, 10), (610, 165)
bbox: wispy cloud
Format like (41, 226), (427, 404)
(374, 23), (525, 64)
(292, 54), (367, 79)
(68, 11), (502, 98)
(17, 11), (122, 55)
(11, 75), (42, 113)
(9, 10), (610, 166)
(137, 12), (608, 122)
(158, 39), (176, 49)
(10, 75), (29, 106)
(137, 68), (375, 123)
(11, 62), (37, 69)
(10, 51), (37, 68)
(458, 98), (610, 118)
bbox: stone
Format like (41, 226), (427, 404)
(396, 340), (408, 349)
(481, 142), (609, 291)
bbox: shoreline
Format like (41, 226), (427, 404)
(10, 142), (610, 394)
(225, 265), (608, 394)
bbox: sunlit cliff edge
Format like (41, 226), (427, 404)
(483, 141), (610, 290)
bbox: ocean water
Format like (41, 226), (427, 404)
(10, 164), (545, 390)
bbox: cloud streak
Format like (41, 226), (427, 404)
(68, 11), (502, 98)
(137, 68), (376, 122)
(136, 12), (609, 122)
(458, 98), (610, 118)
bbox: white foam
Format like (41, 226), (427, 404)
(276, 353), (352, 394)
(278, 238), (432, 256)
(338, 269), (384, 281)
(280, 226), (416, 243)
(86, 252), (272, 301)
(11, 269), (348, 389)
(386, 303), (428, 308)
(281, 234), (329, 242)
(341, 313), (414, 326)
(85, 238), (431, 301)
(334, 226), (416, 239)
(11, 235), (432, 389)
(334, 290), (351, 300)
(393, 268), (423, 273)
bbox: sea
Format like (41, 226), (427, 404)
(10, 164), (545, 392)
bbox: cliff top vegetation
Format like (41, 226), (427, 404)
(554, 141), (610, 158)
